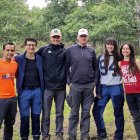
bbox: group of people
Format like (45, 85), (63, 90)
(0, 28), (140, 140)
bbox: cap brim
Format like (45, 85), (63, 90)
(78, 33), (88, 36)
(51, 34), (62, 37)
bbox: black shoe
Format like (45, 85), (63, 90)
(113, 138), (122, 140)
(67, 136), (76, 140)
(81, 136), (92, 140)
(92, 133), (107, 140)
(33, 135), (40, 140)
(56, 133), (64, 140)
(21, 137), (28, 140)
(67, 138), (76, 140)
(42, 135), (51, 140)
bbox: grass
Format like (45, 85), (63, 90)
(0, 99), (137, 140)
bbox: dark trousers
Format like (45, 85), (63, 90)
(0, 97), (17, 140)
(41, 88), (66, 138)
(93, 84), (124, 140)
(68, 84), (94, 139)
(126, 93), (140, 140)
(18, 88), (42, 137)
(20, 114), (40, 138)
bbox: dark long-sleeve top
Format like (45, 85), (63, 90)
(66, 44), (98, 86)
(15, 52), (44, 94)
(37, 43), (66, 89)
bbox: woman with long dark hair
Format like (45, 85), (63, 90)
(120, 43), (140, 140)
(93, 37), (124, 140)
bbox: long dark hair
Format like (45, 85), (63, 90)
(104, 37), (120, 75)
(120, 43), (139, 74)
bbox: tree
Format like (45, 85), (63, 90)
(41, 0), (78, 42)
(0, 0), (30, 43)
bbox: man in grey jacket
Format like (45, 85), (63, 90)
(66, 28), (98, 140)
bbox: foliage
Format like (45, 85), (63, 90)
(0, 0), (140, 49)
(0, 0), (29, 43)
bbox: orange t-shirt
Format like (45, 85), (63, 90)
(0, 59), (17, 98)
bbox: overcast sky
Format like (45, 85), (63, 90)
(26, 0), (82, 9)
(26, 0), (48, 9)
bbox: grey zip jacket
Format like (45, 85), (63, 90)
(66, 44), (98, 85)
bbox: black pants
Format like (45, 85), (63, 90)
(0, 97), (17, 140)
(126, 93), (140, 140)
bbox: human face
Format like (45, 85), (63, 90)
(106, 43), (114, 55)
(121, 44), (131, 58)
(77, 35), (88, 46)
(3, 44), (15, 61)
(25, 41), (37, 54)
(50, 35), (62, 45)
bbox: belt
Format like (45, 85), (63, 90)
(23, 85), (40, 90)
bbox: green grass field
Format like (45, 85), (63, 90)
(0, 100), (137, 140)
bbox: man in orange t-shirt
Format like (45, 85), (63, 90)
(0, 43), (17, 140)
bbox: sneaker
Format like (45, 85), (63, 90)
(55, 133), (64, 140)
(92, 133), (107, 140)
(42, 135), (51, 140)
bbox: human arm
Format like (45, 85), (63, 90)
(65, 48), (71, 86)
(136, 59), (140, 70)
(92, 49), (98, 85)
(36, 46), (46, 56)
(94, 55), (102, 98)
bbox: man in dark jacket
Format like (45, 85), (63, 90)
(37, 29), (66, 140)
(15, 38), (44, 140)
(66, 28), (98, 140)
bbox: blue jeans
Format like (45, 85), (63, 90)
(41, 88), (66, 138)
(68, 84), (94, 139)
(126, 93), (140, 140)
(18, 87), (42, 137)
(93, 84), (124, 140)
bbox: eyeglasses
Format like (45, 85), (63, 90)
(79, 35), (88, 38)
(52, 36), (61, 39)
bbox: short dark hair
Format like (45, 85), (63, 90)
(24, 37), (37, 46)
(3, 42), (15, 50)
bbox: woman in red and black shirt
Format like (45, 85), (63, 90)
(119, 43), (140, 140)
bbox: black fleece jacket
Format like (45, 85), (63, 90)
(37, 43), (66, 89)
